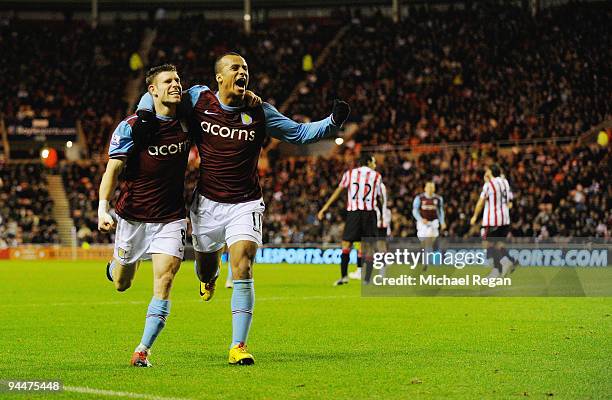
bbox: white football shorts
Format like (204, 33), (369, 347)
(190, 194), (265, 253)
(113, 215), (187, 265)
(416, 219), (440, 239)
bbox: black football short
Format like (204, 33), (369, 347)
(377, 227), (388, 238)
(342, 210), (378, 242)
(480, 225), (510, 240)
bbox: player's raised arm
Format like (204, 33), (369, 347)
(137, 83), (263, 112)
(263, 100), (350, 144)
(132, 82), (205, 147)
(137, 84), (210, 113)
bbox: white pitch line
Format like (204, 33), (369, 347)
(1, 295), (353, 309)
(64, 385), (194, 400)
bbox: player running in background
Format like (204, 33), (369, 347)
(97, 64), (190, 367)
(470, 163), (515, 277)
(348, 181), (391, 280)
(317, 153), (383, 285)
(137, 52), (350, 365)
(412, 181), (446, 240)
(412, 181), (445, 269)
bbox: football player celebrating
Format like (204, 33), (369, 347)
(99, 64), (261, 367)
(136, 52), (350, 365)
(98, 64), (190, 367)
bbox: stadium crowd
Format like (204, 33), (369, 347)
(0, 164), (60, 246)
(285, 4), (611, 146)
(8, 138), (610, 245)
(0, 15), (341, 159)
(3, 3), (611, 246)
(147, 16), (341, 105)
(61, 162), (114, 245)
(261, 143), (610, 243)
(0, 19), (143, 156)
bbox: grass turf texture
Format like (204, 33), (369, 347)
(0, 260), (610, 400)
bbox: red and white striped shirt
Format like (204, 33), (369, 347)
(339, 166), (383, 211)
(480, 176), (513, 227)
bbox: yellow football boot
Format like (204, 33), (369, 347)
(199, 280), (217, 301)
(228, 342), (255, 365)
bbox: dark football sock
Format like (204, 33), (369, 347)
(364, 256), (374, 283)
(340, 249), (350, 278)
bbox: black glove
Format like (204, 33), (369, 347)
(331, 99), (350, 126)
(176, 93), (192, 120)
(131, 109), (159, 149)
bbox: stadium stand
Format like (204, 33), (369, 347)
(0, 164), (60, 246)
(60, 162), (114, 245)
(3, 3), (610, 247)
(265, 143), (610, 242)
(284, 4), (611, 146)
(147, 16), (342, 105)
(0, 19), (144, 156)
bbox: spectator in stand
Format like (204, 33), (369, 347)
(0, 164), (60, 244)
(284, 4), (611, 147)
(0, 19), (144, 155)
(61, 162), (113, 245)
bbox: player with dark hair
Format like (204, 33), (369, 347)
(412, 180), (445, 269)
(413, 181), (445, 239)
(136, 52), (350, 365)
(470, 163), (515, 277)
(317, 153), (383, 285)
(99, 64), (259, 367)
(98, 64), (190, 367)
(349, 172), (391, 281)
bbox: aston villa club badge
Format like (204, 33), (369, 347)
(241, 112), (253, 125)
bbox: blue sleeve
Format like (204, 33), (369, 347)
(412, 196), (422, 221)
(136, 92), (154, 112)
(136, 85), (210, 111)
(437, 197), (445, 225)
(262, 102), (339, 144)
(108, 119), (134, 158)
(185, 85), (210, 108)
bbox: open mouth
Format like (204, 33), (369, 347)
(235, 78), (247, 90)
(169, 90), (181, 96)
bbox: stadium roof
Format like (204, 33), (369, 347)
(0, 0), (455, 12)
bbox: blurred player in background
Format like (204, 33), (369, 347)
(413, 181), (446, 240)
(470, 164), (515, 277)
(97, 64), (190, 367)
(318, 153), (384, 285)
(348, 181), (391, 280)
(412, 180), (445, 269)
(137, 52), (350, 365)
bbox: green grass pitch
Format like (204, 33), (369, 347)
(0, 260), (610, 399)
